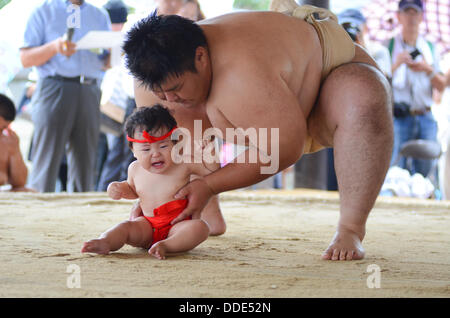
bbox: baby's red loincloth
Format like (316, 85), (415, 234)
(144, 199), (189, 245)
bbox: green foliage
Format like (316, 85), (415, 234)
(233, 0), (270, 11)
(0, 0), (11, 11)
(127, 5), (135, 15)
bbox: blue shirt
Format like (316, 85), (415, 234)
(22, 0), (111, 81)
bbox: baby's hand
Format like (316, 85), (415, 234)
(107, 182), (123, 200)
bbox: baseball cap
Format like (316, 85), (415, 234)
(338, 9), (366, 27)
(104, 0), (128, 24)
(398, 0), (423, 12)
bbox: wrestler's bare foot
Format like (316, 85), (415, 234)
(149, 241), (167, 260)
(81, 239), (111, 255)
(322, 225), (365, 261)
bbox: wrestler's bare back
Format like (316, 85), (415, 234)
(135, 12), (322, 157)
(136, 12), (375, 153)
(198, 12), (322, 144)
(135, 11), (379, 170)
(199, 12), (377, 148)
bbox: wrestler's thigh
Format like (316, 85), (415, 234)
(307, 62), (392, 147)
(126, 216), (153, 248)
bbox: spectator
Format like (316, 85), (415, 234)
(94, 0), (129, 188)
(96, 0), (136, 191)
(19, 0), (111, 192)
(443, 69), (450, 200)
(388, 0), (445, 177)
(0, 94), (32, 192)
(178, 0), (205, 21)
(155, 0), (186, 16)
(338, 8), (392, 79)
(104, 0), (128, 31)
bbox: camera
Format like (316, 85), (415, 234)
(393, 102), (411, 118)
(341, 22), (361, 42)
(410, 48), (421, 60)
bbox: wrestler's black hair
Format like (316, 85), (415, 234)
(124, 105), (177, 148)
(0, 93), (16, 122)
(122, 11), (208, 90)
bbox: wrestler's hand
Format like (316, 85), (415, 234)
(129, 200), (144, 221)
(107, 182), (124, 200)
(171, 178), (215, 225)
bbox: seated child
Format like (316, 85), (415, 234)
(81, 105), (212, 259)
(0, 94), (30, 192)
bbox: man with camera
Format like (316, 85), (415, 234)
(338, 9), (392, 80)
(389, 0), (445, 177)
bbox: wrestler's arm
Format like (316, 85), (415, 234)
(202, 71), (306, 193)
(187, 155), (218, 177)
(172, 68), (306, 223)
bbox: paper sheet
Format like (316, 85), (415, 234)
(75, 31), (124, 50)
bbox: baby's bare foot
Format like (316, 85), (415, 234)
(322, 225), (365, 261)
(81, 239), (111, 255)
(149, 241), (167, 260)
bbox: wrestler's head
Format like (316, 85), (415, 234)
(0, 94), (15, 132)
(123, 12), (211, 108)
(124, 105), (178, 173)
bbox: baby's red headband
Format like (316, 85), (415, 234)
(126, 127), (177, 144)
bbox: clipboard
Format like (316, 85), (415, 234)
(76, 31), (124, 50)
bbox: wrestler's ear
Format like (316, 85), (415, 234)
(194, 46), (209, 70)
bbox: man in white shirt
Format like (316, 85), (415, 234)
(388, 0), (445, 177)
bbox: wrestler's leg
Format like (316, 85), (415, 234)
(308, 62), (393, 261)
(190, 174), (226, 236)
(200, 194), (226, 235)
(81, 216), (153, 254)
(148, 219), (210, 259)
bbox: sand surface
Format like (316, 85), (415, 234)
(0, 189), (449, 298)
